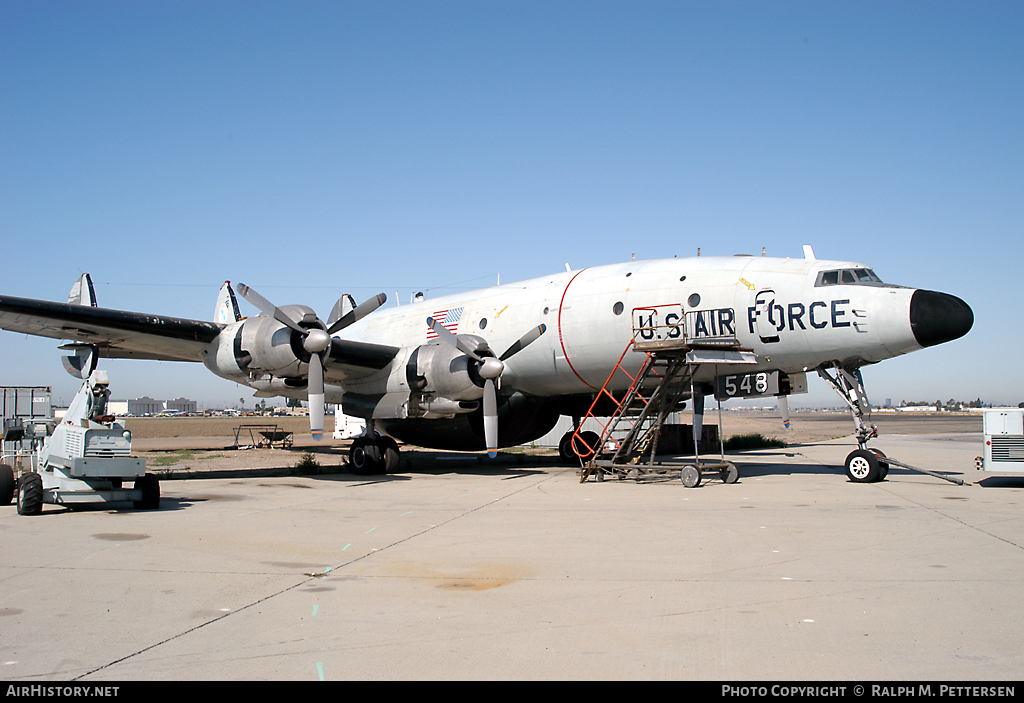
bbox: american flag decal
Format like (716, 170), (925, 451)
(427, 307), (464, 339)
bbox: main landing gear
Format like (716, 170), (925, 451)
(558, 428), (600, 465)
(349, 433), (401, 476)
(817, 363), (890, 483)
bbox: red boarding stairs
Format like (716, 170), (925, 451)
(571, 304), (757, 486)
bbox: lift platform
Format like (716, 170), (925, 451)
(575, 305), (758, 486)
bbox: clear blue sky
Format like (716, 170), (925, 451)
(1, 1), (1021, 407)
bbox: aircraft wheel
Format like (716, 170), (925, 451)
(381, 436), (401, 473)
(350, 438), (381, 476)
(845, 449), (881, 483)
(681, 465), (701, 488)
(0, 464), (14, 506)
(134, 474), (161, 509)
(558, 432), (577, 465)
(869, 449), (890, 480)
(720, 462), (740, 484)
(573, 431), (601, 462)
(17, 472), (43, 516)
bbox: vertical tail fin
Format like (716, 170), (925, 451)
(67, 273), (98, 307)
(215, 281), (241, 324)
(63, 273), (98, 378)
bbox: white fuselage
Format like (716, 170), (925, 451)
(333, 256), (920, 401)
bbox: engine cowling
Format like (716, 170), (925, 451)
(201, 305), (328, 384)
(406, 337), (491, 402)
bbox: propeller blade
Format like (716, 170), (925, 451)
(308, 353), (325, 441)
(327, 293), (387, 334)
(236, 283), (306, 334)
(499, 324), (547, 361)
(778, 394), (791, 430)
(483, 378), (498, 458)
(426, 317), (482, 360)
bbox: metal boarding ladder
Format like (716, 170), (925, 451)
(573, 304), (757, 485)
(573, 344), (696, 482)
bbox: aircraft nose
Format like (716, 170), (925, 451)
(910, 289), (973, 348)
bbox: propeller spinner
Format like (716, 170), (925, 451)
(426, 317), (546, 457)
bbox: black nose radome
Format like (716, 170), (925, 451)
(910, 290), (973, 348)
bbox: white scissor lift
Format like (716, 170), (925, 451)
(575, 305), (757, 487)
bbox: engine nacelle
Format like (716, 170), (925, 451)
(201, 320), (248, 382)
(406, 338), (489, 402)
(201, 305), (327, 384)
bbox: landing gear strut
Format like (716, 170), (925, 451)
(817, 362), (888, 483)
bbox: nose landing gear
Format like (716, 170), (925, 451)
(817, 363), (888, 483)
(818, 362), (963, 486)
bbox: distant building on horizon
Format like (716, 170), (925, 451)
(121, 396), (197, 416)
(166, 397), (197, 414)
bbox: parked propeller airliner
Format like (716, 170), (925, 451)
(0, 248), (972, 481)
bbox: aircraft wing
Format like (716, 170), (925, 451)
(0, 295), (223, 362)
(0, 294), (403, 376)
(328, 337), (400, 374)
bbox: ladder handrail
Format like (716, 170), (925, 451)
(573, 339), (666, 481)
(570, 341), (646, 463)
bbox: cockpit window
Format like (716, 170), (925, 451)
(816, 268), (886, 287)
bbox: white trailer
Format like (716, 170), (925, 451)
(982, 408), (1024, 473)
(333, 412), (367, 440)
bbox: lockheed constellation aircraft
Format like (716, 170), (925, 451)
(0, 247), (972, 481)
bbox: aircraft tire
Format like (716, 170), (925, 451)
(134, 474), (161, 509)
(0, 464), (14, 506)
(869, 449), (889, 480)
(558, 433), (577, 465)
(845, 449), (881, 483)
(381, 436), (401, 473)
(17, 472), (43, 516)
(350, 438), (382, 476)
(572, 431), (601, 462)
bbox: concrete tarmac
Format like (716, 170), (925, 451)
(1, 432), (1022, 681)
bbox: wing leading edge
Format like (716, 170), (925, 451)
(0, 295), (224, 362)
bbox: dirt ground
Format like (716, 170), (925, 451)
(125, 411), (981, 478)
